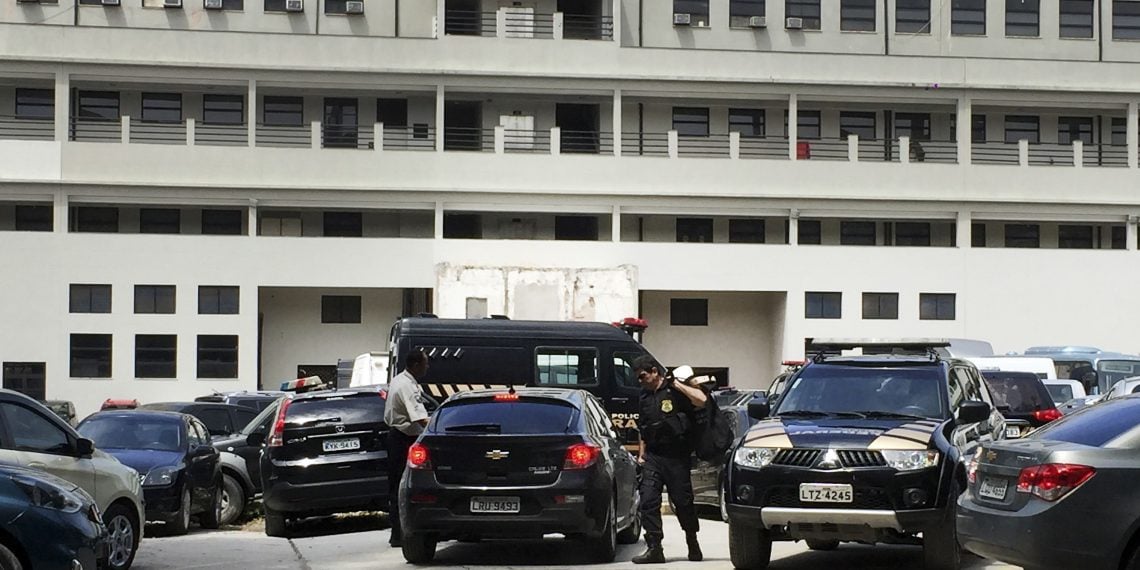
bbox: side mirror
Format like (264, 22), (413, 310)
(192, 445), (216, 458)
(747, 398), (771, 421)
(958, 401), (992, 425)
(246, 432), (266, 447)
(75, 438), (95, 457)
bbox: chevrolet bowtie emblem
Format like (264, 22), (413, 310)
(486, 450), (510, 460)
(816, 449), (842, 469)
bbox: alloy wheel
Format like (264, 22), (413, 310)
(107, 514), (135, 568)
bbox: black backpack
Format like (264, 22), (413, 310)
(692, 394), (736, 462)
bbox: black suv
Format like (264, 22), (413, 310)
(195, 391), (284, 412)
(141, 402), (260, 438)
(257, 389), (389, 537)
(725, 339), (1006, 570)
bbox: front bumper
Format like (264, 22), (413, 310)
(143, 485), (182, 522)
(728, 503), (940, 531)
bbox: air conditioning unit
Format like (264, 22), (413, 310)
(163, 0), (182, 8)
(100, 0), (120, 6)
(284, 0), (302, 11)
(785, 16), (804, 29)
(748, 16), (766, 28)
(204, 0), (223, 9)
(344, 0), (363, 14)
(673, 12), (691, 26)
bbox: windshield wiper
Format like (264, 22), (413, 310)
(443, 423), (502, 433)
(852, 411), (931, 421)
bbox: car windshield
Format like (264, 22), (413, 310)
(79, 417), (182, 451)
(775, 364), (947, 419)
(431, 399), (578, 435)
(1044, 384), (1074, 405)
(982, 372), (1053, 413)
(286, 395), (385, 426)
(242, 403), (279, 435)
(1098, 361), (1140, 393)
(1031, 397), (1140, 447)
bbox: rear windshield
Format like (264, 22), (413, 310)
(982, 372), (1053, 413)
(775, 364), (947, 419)
(1044, 384), (1074, 404)
(285, 394), (385, 425)
(431, 399), (578, 435)
(1031, 397), (1140, 447)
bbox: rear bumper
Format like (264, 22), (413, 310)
(263, 476), (388, 516)
(957, 494), (1114, 570)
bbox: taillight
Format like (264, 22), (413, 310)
(494, 393), (520, 402)
(1016, 463), (1095, 501)
(379, 390), (388, 400)
(563, 443), (600, 470)
(408, 443), (431, 469)
(267, 398), (292, 448)
(1032, 408), (1063, 423)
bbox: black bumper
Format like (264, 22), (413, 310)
(262, 476), (388, 517)
(143, 485), (182, 522)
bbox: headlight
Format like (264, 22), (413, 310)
(12, 474), (84, 514)
(881, 450), (940, 471)
(142, 466), (181, 487)
(734, 447), (778, 469)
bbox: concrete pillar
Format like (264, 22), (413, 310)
(667, 130), (678, 158)
(374, 122), (383, 152)
(434, 202), (444, 239)
(550, 126), (561, 155)
(612, 205), (620, 243)
(1128, 216), (1138, 251)
(613, 89), (622, 157)
(435, 0), (445, 38)
(311, 120), (321, 149)
(899, 136), (911, 164)
(186, 118), (195, 146)
(435, 85), (445, 152)
(553, 11), (564, 39)
(847, 134), (858, 162)
(496, 8), (507, 38)
(957, 210), (971, 248)
(782, 289), (806, 361)
(611, 0), (621, 44)
(247, 80), (257, 148)
(1073, 140), (1083, 168)
(1018, 139), (1029, 167)
(54, 190), (66, 234)
(248, 199), (258, 237)
(494, 125), (505, 154)
(120, 116), (130, 144)
(54, 71), (69, 142)
(956, 97), (971, 164)
(1129, 102), (1138, 169)
(729, 131), (740, 159)
(788, 94), (798, 160)
(788, 209), (799, 246)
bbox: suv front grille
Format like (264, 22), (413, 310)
(837, 450), (887, 468)
(770, 449), (887, 469)
(771, 449), (821, 467)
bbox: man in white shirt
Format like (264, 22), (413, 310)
(384, 349), (430, 548)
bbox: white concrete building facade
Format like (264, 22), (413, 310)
(4, 0), (1140, 415)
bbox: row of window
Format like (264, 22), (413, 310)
(678, 0), (1113, 39)
(668, 292), (957, 324)
(69, 284), (240, 314)
(66, 0), (360, 15)
(8, 206), (246, 234)
(70, 333), (238, 378)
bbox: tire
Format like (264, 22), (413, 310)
(587, 501), (617, 562)
(0, 542), (22, 570)
(401, 533), (437, 565)
(617, 505), (641, 546)
(104, 503), (140, 570)
(923, 478), (963, 570)
(199, 481), (223, 530)
(166, 486), (192, 536)
(729, 520), (772, 570)
(263, 507), (289, 538)
(219, 474), (246, 526)
(1124, 543), (1140, 570)
(807, 539), (840, 551)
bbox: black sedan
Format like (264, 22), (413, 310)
(958, 394), (1140, 570)
(79, 411), (223, 535)
(0, 465), (106, 570)
(979, 370), (1062, 436)
(399, 388), (641, 564)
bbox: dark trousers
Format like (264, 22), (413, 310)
(386, 430), (417, 544)
(638, 452), (699, 548)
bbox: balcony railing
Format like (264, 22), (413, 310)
(255, 123), (310, 148)
(445, 10), (497, 37)
(130, 119), (187, 145)
(502, 11), (555, 38)
(443, 126), (495, 151)
(739, 136), (788, 160)
(972, 141), (1021, 165)
(902, 140), (958, 164)
(444, 9), (613, 40)
(796, 138), (848, 161)
(503, 128), (552, 153)
(0, 115), (53, 141)
(383, 125), (436, 151)
(677, 134), (731, 158)
(563, 14), (614, 40)
(1084, 144), (1128, 167)
(1029, 142), (1075, 167)
(621, 132), (670, 157)
(195, 123), (248, 146)
(322, 124), (375, 150)
(561, 130), (614, 154)
(69, 116), (121, 142)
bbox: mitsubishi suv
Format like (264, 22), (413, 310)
(724, 339), (1006, 570)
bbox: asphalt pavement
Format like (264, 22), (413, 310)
(132, 515), (1020, 570)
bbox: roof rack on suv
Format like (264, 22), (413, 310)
(806, 338), (951, 363)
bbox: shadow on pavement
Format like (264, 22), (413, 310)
(285, 512), (391, 540)
(771, 544), (1001, 569)
(427, 539), (703, 566)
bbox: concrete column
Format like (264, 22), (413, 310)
(899, 136), (911, 164)
(54, 72), (69, 142)
(186, 118), (195, 146)
(550, 126), (561, 155)
(847, 134), (858, 162)
(1018, 139), (1029, 166)
(553, 12), (564, 39)
(1128, 216), (1138, 251)
(667, 130), (678, 158)
(612, 205), (620, 243)
(248, 199), (258, 237)
(1073, 140), (1083, 168)
(374, 122), (383, 152)
(120, 116), (130, 144)
(956, 97), (971, 164)
(612, 89), (622, 157)
(957, 210), (971, 248)
(788, 94), (798, 160)
(496, 8), (507, 38)
(1129, 102), (1138, 169)
(611, 0), (621, 44)
(782, 289), (806, 362)
(435, 85), (445, 152)
(494, 125), (505, 154)
(434, 202), (444, 239)
(729, 131), (740, 159)
(54, 190), (66, 234)
(788, 209), (799, 246)
(435, 0), (445, 38)
(311, 120), (321, 149)
(247, 80), (257, 148)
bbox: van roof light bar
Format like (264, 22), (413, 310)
(807, 338), (950, 363)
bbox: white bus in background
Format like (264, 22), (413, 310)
(965, 356), (1057, 380)
(349, 351), (390, 388)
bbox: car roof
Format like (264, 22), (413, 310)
(444, 387), (585, 404)
(396, 317), (635, 342)
(810, 355), (948, 367)
(142, 402), (246, 410)
(290, 387), (388, 402)
(86, 410), (187, 422)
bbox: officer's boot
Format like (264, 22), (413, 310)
(631, 544), (666, 564)
(686, 532), (703, 562)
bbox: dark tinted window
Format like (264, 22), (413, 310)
(201, 209), (243, 235)
(432, 399), (578, 435)
(1060, 0), (1094, 38)
(79, 416), (182, 451)
(729, 218), (765, 243)
(139, 208), (181, 234)
(262, 96), (304, 126)
(199, 286), (240, 315)
(670, 298), (709, 326)
(673, 107), (710, 137)
(777, 364), (947, 419)
(321, 295), (362, 324)
(841, 0), (876, 31)
(805, 291), (842, 319)
(135, 285), (176, 314)
(135, 334), (177, 378)
(786, 0), (822, 29)
(15, 89), (53, 119)
(195, 408), (233, 435)
(729, 109), (765, 137)
(235, 409), (258, 430)
(70, 284), (112, 314)
(202, 95), (244, 125)
(677, 217), (714, 243)
(952, 0), (986, 35)
(1005, 0), (1039, 36)
(14, 205), (52, 232)
(981, 372), (1053, 413)
(1030, 397), (1140, 447)
(1, 404), (70, 454)
(896, 0), (931, 33)
(141, 93), (182, 124)
(285, 395), (385, 425)
(70, 334), (112, 378)
(197, 335), (238, 379)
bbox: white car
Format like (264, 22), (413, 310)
(0, 390), (145, 570)
(1042, 378), (1087, 406)
(1103, 377), (1140, 402)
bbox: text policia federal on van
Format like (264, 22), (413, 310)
(385, 316), (664, 447)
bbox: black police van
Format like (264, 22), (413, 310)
(724, 339), (1007, 570)
(387, 316), (657, 447)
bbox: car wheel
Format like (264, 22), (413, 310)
(0, 542), (21, 570)
(728, 520), (772, 570)
(263, 507), (290, 538)
(806, 539), (840, 551)
(104, 503), (140, 570)
(199, 481), (223, 530)
(166, 486), (192, 536)
(218, 474), (246, 526)
(587, 500), (617, 562)
(401, 533), (437, 565)
(1125, 543), (1140, 570)
(616, 510), (641, 545)
(922, 479), (963, 570)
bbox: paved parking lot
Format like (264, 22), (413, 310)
(132, 516), (1019, 569)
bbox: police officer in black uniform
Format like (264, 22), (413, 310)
(631, 355), (707, 565)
